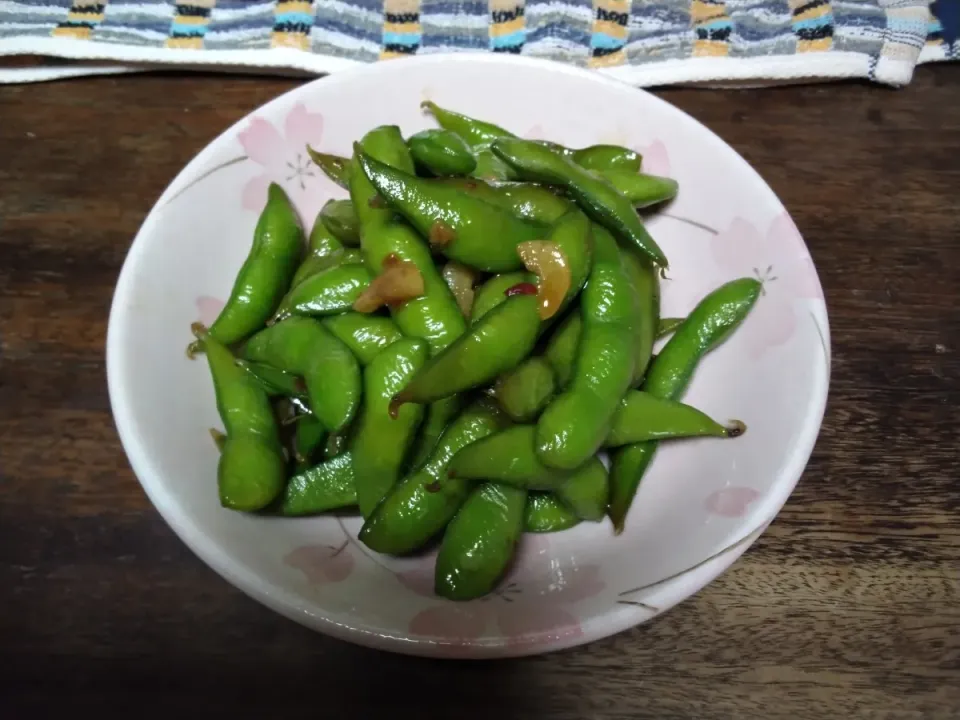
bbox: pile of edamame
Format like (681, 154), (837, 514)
(190, 102), (761, 601)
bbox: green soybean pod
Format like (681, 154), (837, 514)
(319, 199), (361, 246)
(243, 317), (362, 433)
(555, 457), (609, 521)
(273, 263), (372, 322)
(434, 482), (526, 601)
(408, 128), (478, 176)
(620, 246), (660, 386)
(322, 312), (403, 366)
(536, 227), (638, 470)
(351, 126), (467, 354)
(352, 338), (429, 518)
(359, 399), (509, 555)
(277, 452), (356, 516)
(608, 278), (762, 533)
(572, 145), (642, 172)
(306, 147), (351, 189)
(470, 272), (534, 324)
(205, 183), (303, 346)
(543, 311), (582, 389)
(492, 356), (556, 422)
(524, 493), (581, 533)
(193, 324), (285, 512)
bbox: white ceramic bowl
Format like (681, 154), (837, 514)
(107, 54), (829, 658)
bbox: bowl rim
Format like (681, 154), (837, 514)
(106, 52), (831, 658)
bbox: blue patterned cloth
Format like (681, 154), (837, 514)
(0, 0), (955, 85)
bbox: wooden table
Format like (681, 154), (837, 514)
(1, 64), (958, 718)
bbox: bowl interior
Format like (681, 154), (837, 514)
(108, 55), (828, 657)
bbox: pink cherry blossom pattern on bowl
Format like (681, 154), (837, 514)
(636, 139), (671, 177)
(711, 212), (823, 358)
(705, 487), (762, 518)
(284, 542), (355, 584)
(399, 534), (604, 654)
(195, 296), (225, 327)
(238, 103), (329, 224)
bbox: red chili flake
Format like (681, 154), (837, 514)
(504, 282), (538, 297)
(425, 481), (442, 493)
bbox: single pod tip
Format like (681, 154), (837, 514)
(187, 323), (208, 359)
(725, 419), (747, 438)
(267, 181), (287, 200)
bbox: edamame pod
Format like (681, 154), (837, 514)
(235, 359), (307, 401)
(352, 338), (429, 517)
(244, 317), (362, 432)
(657, 317), (685, 338)
(273, 263), (372, 321)
(601, 171), (678, 209)
(492, 357), (556, 422)
(536, 228), (639, 469)
(449, 425), (570, 490)
(492, 183), (574, 225)
(470, 271), (534, 323)
(543, 311), (581, 388)
(555, 457), (609, 521)
(391, 291), (541, 411)
(306, 147), (351, 189)
(322, 312), (403, 366)
(193, 324), (285, 511)
(407, 395), (465, 472)
(608, 278), (762, 532)
(435, 482), (526, 601)
(292, 212), (345, 288)
(644, 278), (763, 399)
(355, 148), (543, 272)
(360, 400), (510, 554)
(573, 145), (642, 172)
(421, 100), (513, 147)
(491, 139), (669, 269)
(620, 245), (659, 386)
(293, 415), (326, 470)
(524, 493), (581, 533)
(351, 126), (467, 354)
(278, 452), (356, 516)
(408, 128), (478, 176)
(606, 391), (743, 445)
(319, 199), (361, 246)
(206, 183), (303, 346)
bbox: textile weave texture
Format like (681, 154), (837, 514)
(0, 0), (956, 84)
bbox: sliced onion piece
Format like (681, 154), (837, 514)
(516, 240), (571, 320)
(353, 254), (425, 313)
(442, 261), (477, 317)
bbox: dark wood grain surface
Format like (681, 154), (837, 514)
(1, 64), (958, 719)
